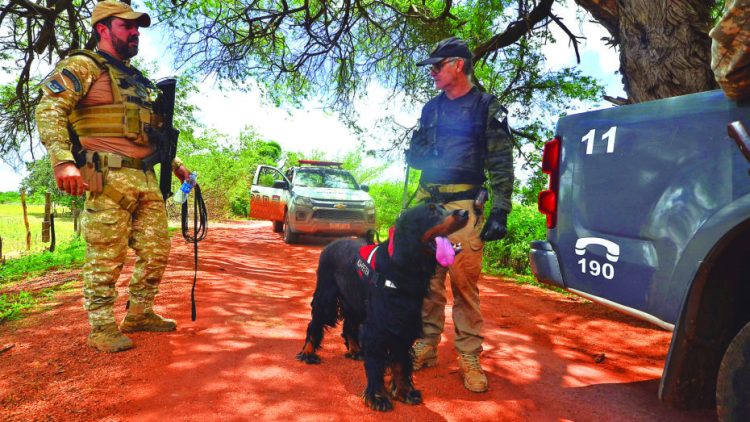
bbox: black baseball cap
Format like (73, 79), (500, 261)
(416, 37), (472, 66)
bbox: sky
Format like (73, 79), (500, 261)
(0, 1), (625, 192)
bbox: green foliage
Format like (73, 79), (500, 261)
(368, 182), (405, 236)
(0, 192), (20, 204)
(175, 126), (282, 218)
(483, 204), (547, 275)
(0, 237), (86, 285)
(515, 170), (547, 206)
(147, 0), (606, 163)
(0, 291), (35, 322)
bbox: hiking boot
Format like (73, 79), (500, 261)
(412, 340), (438, 371)
(87, 323), (133, 353)
(457, 352), (488, 393)
(120, 302), (177, 333)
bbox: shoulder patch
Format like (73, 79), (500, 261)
(61, 68), (82, 93)
(45, 78), (66, 94)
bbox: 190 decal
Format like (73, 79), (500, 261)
(578, 258), (615, 280)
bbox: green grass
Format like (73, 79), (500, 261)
(0, 237), (86, 285)
(0, 291), (35, 321)
(0, 236), (86, 323)
(0, 203), (77, 258)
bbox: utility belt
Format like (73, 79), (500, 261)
(80, 151), (154, 213)
(418, 183), (481, 204)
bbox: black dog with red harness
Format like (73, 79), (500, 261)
(296, 203), (469, 411)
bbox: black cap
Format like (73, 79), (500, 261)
(416, 37), (472, 66)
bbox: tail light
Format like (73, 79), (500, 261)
(538, 136), (561, 228)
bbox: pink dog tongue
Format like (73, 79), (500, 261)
(435, 236), (455, 267)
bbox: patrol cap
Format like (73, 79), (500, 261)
(417, 37), (472, 66)
(91, 0), (151, 28)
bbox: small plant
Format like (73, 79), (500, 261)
(0, 291), (36, 322)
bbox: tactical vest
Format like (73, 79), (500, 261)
(68, 50), (160, 146)
(407, 88), (495, 184)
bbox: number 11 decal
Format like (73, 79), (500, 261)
(581, 126), (618, 155)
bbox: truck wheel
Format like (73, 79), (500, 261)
(272, 221), (283, 233)
(717, 321), (750, 421)
(283, 214), (298, 244)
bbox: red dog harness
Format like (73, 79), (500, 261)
(356, 227), (397, 289)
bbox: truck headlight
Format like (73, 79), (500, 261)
(363, 200), (375, 209)
(293, 196), (313, 207)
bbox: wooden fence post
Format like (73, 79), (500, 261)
(42, 192), (51, 243)
(20, 189), (31, 251)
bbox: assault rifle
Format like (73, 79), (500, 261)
(143, 78), (179, 201)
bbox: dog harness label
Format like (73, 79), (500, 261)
(356, 245), (397, 289)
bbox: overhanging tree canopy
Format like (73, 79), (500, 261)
(0, 0), (726, 167)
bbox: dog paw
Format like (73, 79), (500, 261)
(295, 352), (321, 364)
(344, 350), (364, 361)
(402, 389), (422, 405)
(363, 392), (393, 412)
(390, 385), (423, 405)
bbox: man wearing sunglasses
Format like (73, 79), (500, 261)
(407, 37), (514, 393)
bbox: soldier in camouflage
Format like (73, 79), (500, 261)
(710, 0), (750, 100)
(35, 0), (191, 353)
(407, 37), (514, 393)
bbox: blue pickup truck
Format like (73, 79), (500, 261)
(529, 89), (750, 420)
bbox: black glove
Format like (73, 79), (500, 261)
(480, 209), (508, 241)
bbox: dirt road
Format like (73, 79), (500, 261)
(0, 221), (715, 421)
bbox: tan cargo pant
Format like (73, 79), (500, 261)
(419, 198), (485, 355)
(81, 167), (170, 327)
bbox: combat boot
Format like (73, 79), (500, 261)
(119, 301), (177, 333)
(87, 323), (133, 353)
(457, 352), (488, 393)
(412, 339), (438, 371)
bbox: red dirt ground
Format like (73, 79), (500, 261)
(0, 221), (716, 421)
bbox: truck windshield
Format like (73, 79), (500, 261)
(294, 169), (359, 189)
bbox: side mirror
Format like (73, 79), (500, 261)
(360, 184), (369, 192)
(273, 180), (289, 190)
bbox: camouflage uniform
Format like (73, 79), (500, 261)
(710, 0), (750, 100)
(36, 51), (177, 335)
(412, 87), (514, 355)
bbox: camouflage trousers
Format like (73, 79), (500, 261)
(81, 167), (169, 327)
(419, 198), (486, 355)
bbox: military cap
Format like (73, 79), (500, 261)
(417, 37), (472, 66)
(91, 0), (151, 27)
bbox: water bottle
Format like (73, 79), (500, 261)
(173, 173), (197, 204)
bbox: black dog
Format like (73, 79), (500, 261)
(296, 203), (469, 411)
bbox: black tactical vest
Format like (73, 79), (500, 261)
(407, 88), (494, 184)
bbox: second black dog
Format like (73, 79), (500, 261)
(297, 203), (469, 411)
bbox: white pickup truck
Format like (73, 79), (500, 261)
(249, 160), (376, 243)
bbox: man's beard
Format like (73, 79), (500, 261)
(112, 35), (138, 60)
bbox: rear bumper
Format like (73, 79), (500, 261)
(529, 240), (565, 288)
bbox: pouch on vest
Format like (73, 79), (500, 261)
(406, 118), (439, 170)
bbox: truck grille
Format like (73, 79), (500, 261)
(311, 199), (366, 209)
(313, 210), (363, 221)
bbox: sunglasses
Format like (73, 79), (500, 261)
(429, 58), (460, 74)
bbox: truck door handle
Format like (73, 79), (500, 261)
(728, 121), (750, 163)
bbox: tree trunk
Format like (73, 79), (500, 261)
(576, 0), (718, 103)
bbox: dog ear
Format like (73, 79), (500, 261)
(390, 212), (420, 268)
